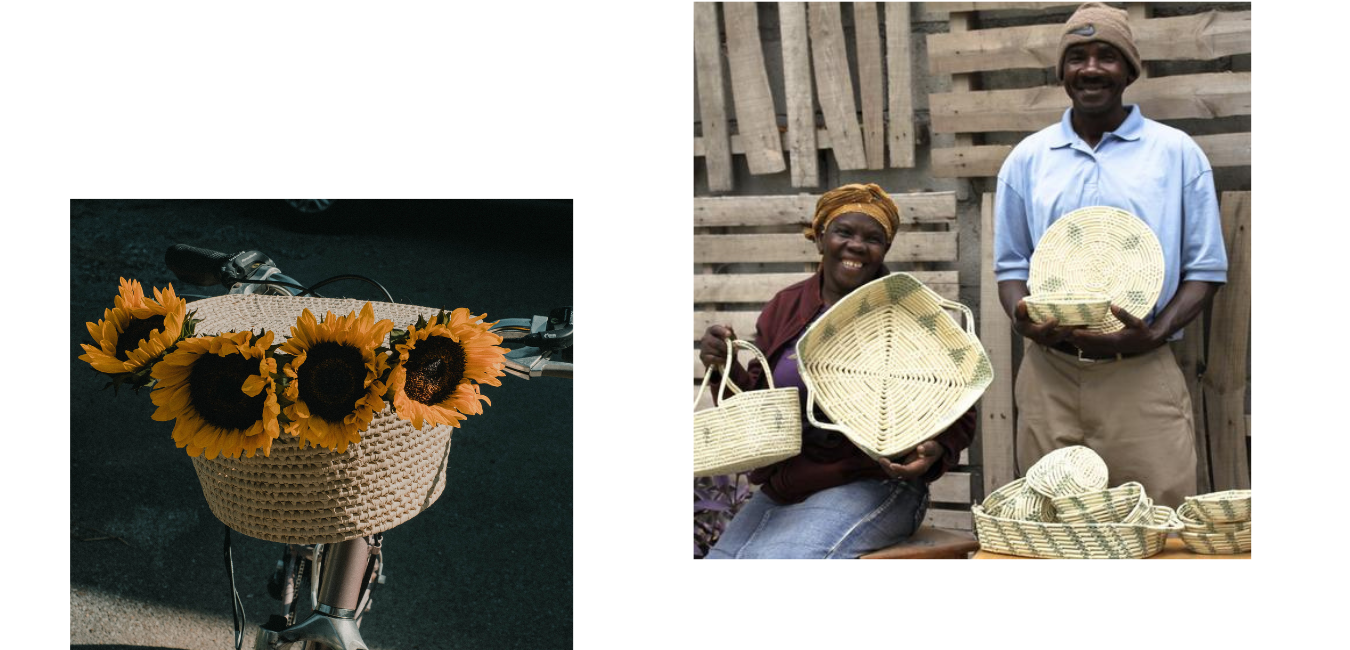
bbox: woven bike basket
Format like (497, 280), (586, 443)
(796, 273), (993, 459)
(1028, 206), (1164, 334)
(693, 338), (801, 477)
(184, 294), (460, 544)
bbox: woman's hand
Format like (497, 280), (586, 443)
(699, 324), (737, 370)
(877, 440), (945, 480)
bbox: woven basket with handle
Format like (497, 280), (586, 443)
(693, 338), (801, 477)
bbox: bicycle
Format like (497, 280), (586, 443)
(161, 244), (573, 650)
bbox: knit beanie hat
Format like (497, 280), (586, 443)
(1056, 2), (1142, 80)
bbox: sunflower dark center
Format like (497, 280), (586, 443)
(188, 352), (266, 431)
(115, 315), (167, 360)
(404, 336), (466, 405)
(296, 342), (367, 422)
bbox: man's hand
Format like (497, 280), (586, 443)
(1012, 298), (1081, 347)
(1069, 304), (1160, 357)
(699, 324), (736, 370)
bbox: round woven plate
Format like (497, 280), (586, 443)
(796, 273), (993, 459)
(1028, 206), (1164, 333)
(183, 294), (462, 544)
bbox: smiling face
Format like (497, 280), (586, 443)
(1061, 41), (1135, 117)
(815, 212), (890, 305)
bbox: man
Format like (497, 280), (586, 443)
(993, 2), (1228, 508)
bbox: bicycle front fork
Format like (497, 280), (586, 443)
(257, 535), (384, 650)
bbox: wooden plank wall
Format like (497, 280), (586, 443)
(693, 2), (920, 191)
(926, 5), (1251, 178)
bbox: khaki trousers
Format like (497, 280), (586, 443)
(1014, 343), (1197, 508)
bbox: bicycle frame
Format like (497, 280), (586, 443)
(257, 537), (382, 650)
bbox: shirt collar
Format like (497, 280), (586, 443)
(1051, 104), (1145, 149)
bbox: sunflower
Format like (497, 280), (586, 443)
(149, 330), (281, 459)
(79, 278), (188, 375)
(278, 303), (395, 453)
(388, 308), (507, 430)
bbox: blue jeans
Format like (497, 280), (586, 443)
(705, 478), (930, 559)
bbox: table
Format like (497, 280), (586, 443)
(972, 536), (1250, 559)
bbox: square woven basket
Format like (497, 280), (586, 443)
(795, 273), (992, 459)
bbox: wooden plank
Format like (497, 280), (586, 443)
(694, 191), (957, 227)
(779, 2), (820, 188)
(920, 3), (1074, 13)
(695, 271), (960, 304)
(930, 72), (1252, 134)
(694, 232), (958, 264)
(933, 145), (1014, 178)
(979, 194), (1016, 499)
(930, 472), (971, 504)
(724, 3), (787, 176)
(1203, 191), (1251, 491)
(932, 132), (1251, 178)
(949, 11), (977, 158)
(924, 511), (973, 532)
(855, 2), (887, 169)
(808, 2), (868, 169)
(694, 3), (733, 191)
(885, 2), (916, 168)
(927, 10), (1252, 75)
(1171, 279), (1209, 494)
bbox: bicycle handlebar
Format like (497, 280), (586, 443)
(166, 244), (237, 287)
(165, 243), (572, 379)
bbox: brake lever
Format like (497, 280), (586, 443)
(493, 309), (572, 380)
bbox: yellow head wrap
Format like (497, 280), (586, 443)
(804, 183), (900, 243)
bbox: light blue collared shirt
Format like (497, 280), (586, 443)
(994, 105), (1228, 330)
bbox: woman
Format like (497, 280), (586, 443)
(699, 183), (977, 559)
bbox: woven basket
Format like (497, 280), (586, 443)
(1179, 511), (1252, 554)
(1024, 291), (1111, 327)
(1025, 446), (1109, 498)
(1183, 489), (1251, 523)
(973, 503), (1181, 559)
(1028, 206), (1164, 334)
(1177, 502), (1251, 534)
(796, 273), (993, 459)
(981, 478), (1055, 523)
(184, 294), (462, 544)
(1179, 527), (1251, 555)
(693, 338), (802, 477)
(1051, 481), (1144, 524)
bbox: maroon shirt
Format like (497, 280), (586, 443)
(719, 269), (977, 504)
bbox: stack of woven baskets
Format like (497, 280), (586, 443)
(972, 446), (1183, 559)
(1177, 490), (1252, 554)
